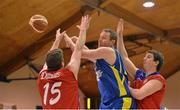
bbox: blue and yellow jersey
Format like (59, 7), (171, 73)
(95, 48), (136, 109)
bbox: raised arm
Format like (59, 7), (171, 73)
(64, 19), (116, 65)
(64, 35), (89, 51)
(42, 29), (65, 70)
(116, 19), (138, 79)
(64, 33), (116, 64)
(64, 35), (97, 62)
(66, 15), (91, 79)
(64, 34), (76, 51)
(50, 29), (65, 51)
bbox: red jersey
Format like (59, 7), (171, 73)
(133, 70), (166, 109)
(37, 68), (79, 109)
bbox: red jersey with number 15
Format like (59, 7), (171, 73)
(37, 68), (79, 109)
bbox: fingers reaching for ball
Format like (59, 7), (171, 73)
(56, 28), (66, 40)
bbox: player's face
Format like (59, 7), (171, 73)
(98, 31), (112, 47)
(143, 52), (158, 70)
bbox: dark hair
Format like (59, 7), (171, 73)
(46, 49), (64, 71)
(103, 29), (117, 41)
(147, 50), (164, 71)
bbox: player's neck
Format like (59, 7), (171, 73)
(145, 68), (157, 76)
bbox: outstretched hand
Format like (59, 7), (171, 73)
(56, 28), (66, 40)
(117, 18), (124, 36)
(76, 15), (91, 31)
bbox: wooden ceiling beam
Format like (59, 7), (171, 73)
(164, 65), (180, 79)
(166, 28), (180, 36)
(0, 0), (110, 77)
(163, 28), (180, 44)
(81, 1), (180, 45)
(82, 1), (166, 37)
(0, 8), (85, 77)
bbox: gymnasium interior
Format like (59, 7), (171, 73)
(0, 0), (180, 109)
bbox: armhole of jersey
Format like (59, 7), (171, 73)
(39, 69), (45, 75)
(64, 67), (77, 80)
(39, 64), (48, 74)
(65, 66), (73, 74)
(148, 75), (166, 89)
(105, 48), (117, 67)
(112, 49), (118, 66)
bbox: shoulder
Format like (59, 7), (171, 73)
(134, 69), (145, 80)
(147, 74), (166, 86)
(96, 47), (114, 53)
(60, 67), (73, 73)
(39, 69), (47, 76)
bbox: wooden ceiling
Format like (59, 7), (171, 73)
(0, 0), (180, 96)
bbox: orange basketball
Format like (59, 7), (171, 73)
(29, 14), (48, 33)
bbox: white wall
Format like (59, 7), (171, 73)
(162, 70), (180, 109)
(0, 80), (41, 109)
(0, 80), (86, 109)
(0, 65), (41, 109)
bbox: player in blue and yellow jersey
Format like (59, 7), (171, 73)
(95, 47), (136, 109)
(64, 23), (136, 109)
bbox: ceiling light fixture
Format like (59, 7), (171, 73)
(143, 0), (155, 8)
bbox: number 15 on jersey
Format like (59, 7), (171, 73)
(43, 82), (62, 105)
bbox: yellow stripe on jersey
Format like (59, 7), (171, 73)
(122, 75), (125, 85)
(110, 66), (127, 97)
(124, 71), (128, 76)
(120, 61), (122, 73)
(122, 97), (132, 109)
(119, 58), (127, 76)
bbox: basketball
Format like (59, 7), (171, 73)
(29, 14), (48, 33)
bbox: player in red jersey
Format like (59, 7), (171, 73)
(37, 15), (91, 109)
(117, 19), (166, 109)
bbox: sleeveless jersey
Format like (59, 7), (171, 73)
(95, 49), (136, 109)
(37, 68), (79, 109)
(133, 70), (166, 109)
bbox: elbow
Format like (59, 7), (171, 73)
(131, 90), (145, 100)
(135, 94), (144, 100)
